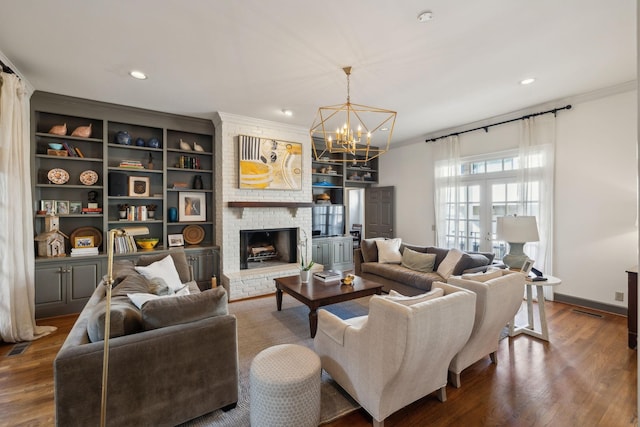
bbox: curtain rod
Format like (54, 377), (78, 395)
(0, 59), (16, 75)
(424, 104), (572, 143)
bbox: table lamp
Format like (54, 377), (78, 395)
(100, 226), (149, 427)
(496, 215), (539, 269)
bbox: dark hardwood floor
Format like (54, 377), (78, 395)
(0, 301), (637, 426)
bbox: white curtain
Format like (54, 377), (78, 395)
(433, 135), (461, 247)
(0, 72), (56, 342)
(517, 116), (556, 299)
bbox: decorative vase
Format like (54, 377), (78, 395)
(115, 131), (131, 145)
(300, 270), (311, 283)
(147, 138), (161, 149)
(119, 210), (127, 219)
(148, 210), (155, 219)
(193, 175), (203, 190)
(135, 137), (146, 146)
(168, 207), (178, 222)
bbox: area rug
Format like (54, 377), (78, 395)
(179, 294), (368, 426)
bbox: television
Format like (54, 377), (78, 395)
(312, 205), (345, 237)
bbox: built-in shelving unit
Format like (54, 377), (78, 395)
(31, 91), (218, 317)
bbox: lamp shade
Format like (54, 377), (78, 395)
(496, 216), (539, 243)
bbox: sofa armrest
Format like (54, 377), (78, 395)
(55, 314), (238, 426)
(461, 265), (490, 275)
(354, 248), (364, 275)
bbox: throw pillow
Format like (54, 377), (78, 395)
(436, 248), (464, 280)
(361, 238), (385, 263)
(141, 287), (228, 330)
(148, 277), (171, 295)
(376, 238), (402, 264)
(401, 248), (437, 272)
(87, 297), (143, 342)
(461, 269), (503, 282)
(137, 249), (191, 283)
(386, 288), (444, 306)
(134, 255), (183, 293)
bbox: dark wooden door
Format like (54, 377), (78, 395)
(365, 186), (394, 238)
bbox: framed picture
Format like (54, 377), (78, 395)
(521, 259), (534, 275)
(128, 176), (150, 197)
(168, 234), (185, 247)
(238, 135), (302, 190)
(55, 200), (70, 215)
(178, 192), (206, 222)
(74, 236), (94, 248)
(41, 200), (55, 214)
(69, 201), (82, 214)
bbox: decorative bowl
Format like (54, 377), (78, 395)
(135, 238), (159, 249)
(48, 143), (64, 150)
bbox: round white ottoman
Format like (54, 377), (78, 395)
(250, 344), (321, 427)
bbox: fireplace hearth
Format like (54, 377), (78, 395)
(240, 228), (297, 270)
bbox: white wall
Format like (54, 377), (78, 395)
(379, 88), (637, 308)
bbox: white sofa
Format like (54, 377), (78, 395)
(313, 283), (476, 427)
(447, 269), (525, 387)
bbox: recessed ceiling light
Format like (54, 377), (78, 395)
(282, 109), (293, 117)
(417, 11), (433, 22)
(520, 78), (536, 85)
(381, 127), (389, 131)
(129, 70), (148, 80)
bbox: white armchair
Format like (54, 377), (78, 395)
(447, 270), (525, 387)
(313, 283), (476, 427)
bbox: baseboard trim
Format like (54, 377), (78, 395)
(554, 293), (627, 316)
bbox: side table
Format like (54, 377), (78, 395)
(509, 275), (562, 342)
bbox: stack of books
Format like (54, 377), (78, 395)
(81, 207), (102, 215)
(313, 271), (341, 282)
(114, 234), (138, 254)
(70, 247), (99, 257)
(119, 160), (144, 169)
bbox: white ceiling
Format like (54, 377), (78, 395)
(0, 0), (635, 145)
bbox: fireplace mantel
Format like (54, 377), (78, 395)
(228, 201), (314, 217)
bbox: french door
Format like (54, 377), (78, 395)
(445, 176), (536, 259)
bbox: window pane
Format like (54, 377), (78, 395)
(468, 185), (480, 202)
(492, 204), (506, 217)
(506, 183), (519, 201)
(506, 204), (519, 216)
(471, 162), (485, 174)
(503, 158), (514, 171)
(469, 204), (480, 219)
(486, 159), (502, 173)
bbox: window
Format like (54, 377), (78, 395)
(438, 151), (542, 260)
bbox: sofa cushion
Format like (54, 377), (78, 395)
(361, 262), (440, 291)
(87, 296), (143, 342)
(452, 252), (491, 276)
(141, 287), (228, 330)
(361, 238), (384, 262)
(127, 284), (191, 309)
(424, 246), (451, 269)
(135, 255), (184, 293)
(136, 249), (191, 283)
(386, 288), (444, 305)
(437, 248), (464, 280)
(376, 238), (402, 264)
(401, 248), (437, 273)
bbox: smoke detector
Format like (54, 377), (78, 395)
(417, 11), (433, 22)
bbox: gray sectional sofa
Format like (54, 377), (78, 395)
(54, 249), (239, 426)
(354, 240), (495, 296)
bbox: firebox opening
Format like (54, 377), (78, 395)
(240, 228), (297, 270)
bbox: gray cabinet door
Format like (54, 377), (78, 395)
(312, 239), (332, 267)
(69, 261), (101, 301)
(35, 264), (65, 306)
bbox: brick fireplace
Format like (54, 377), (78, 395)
(213, 112), (313, 300)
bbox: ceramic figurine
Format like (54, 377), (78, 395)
(193, 141), (205, 152)
(49, 123), (67, 136)
(135, 137), (146, 146)
(71, 123), (92, 138)
(179, 139), (192, 151)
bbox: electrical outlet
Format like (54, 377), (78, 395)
(615, 292), (624, 302)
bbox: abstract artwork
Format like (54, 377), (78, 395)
(239, 135), (302, 190)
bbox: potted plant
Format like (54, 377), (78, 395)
(146, 204), (157, 219)
(298, 229), (314, 283)
(117, 204), (129, 219)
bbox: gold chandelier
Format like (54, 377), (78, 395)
(310, 66), (397, 163)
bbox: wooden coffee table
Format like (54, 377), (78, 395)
(274, 274), (383, 338)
